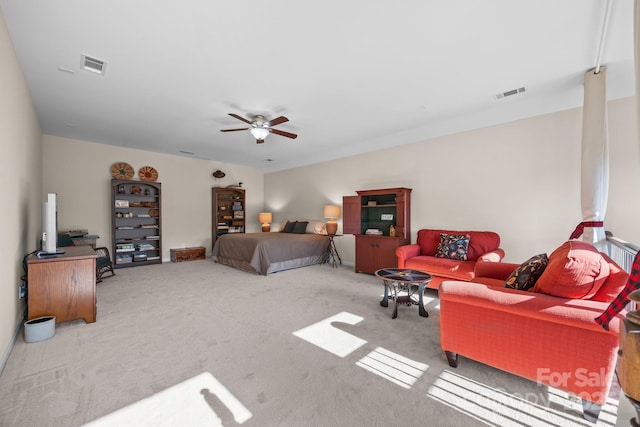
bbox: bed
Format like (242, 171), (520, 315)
(212, 231), (329, 275)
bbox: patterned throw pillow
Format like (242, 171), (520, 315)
(435, 233), (470, 261)
(504, 253), (549, 291)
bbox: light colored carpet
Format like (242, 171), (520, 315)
(0, 260), (623, 426)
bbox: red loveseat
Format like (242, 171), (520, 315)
(439, 241), (628, 422)
(396, 229), (505, 289)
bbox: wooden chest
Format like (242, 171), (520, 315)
(170, 246), (206, 262)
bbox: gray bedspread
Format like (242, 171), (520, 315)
(212, 232), (329, 275)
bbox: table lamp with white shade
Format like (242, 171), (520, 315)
(259, 212), (273, 232)
(323, 205), (340, 235)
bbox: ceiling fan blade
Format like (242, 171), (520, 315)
(270, 128), (298, 139)
(220, 127), (250, 132)
(265, 116), (289, 127)
(228, 113), (252, 124)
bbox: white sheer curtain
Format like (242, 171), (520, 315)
(578, 67), (609, 250)
(636, 0), (640, 139)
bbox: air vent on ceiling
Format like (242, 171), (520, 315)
(81, 54), (107, 75)
(495, 86), (526, 100)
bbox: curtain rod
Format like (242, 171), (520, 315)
(594, 0), (614, 74)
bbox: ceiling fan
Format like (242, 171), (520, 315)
(220, 113), (298, 144)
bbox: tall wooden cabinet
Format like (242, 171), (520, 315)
(343, 187), (411, 274)
(212, 187), (246, 247)
(111, 179), (162, 268)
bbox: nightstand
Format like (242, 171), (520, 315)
(323, 235), (342, 268)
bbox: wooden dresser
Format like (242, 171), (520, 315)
(27, 245), (97, 323)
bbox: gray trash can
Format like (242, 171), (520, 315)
(24, 316), (56, 343)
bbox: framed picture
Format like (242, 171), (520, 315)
(115, 199), (129, 208)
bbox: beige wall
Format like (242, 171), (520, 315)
(0, 12), (42, 367)
(43, 136), (264, 260)
(265, 97), (640, 265)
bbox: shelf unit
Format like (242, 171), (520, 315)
(212, 187), (245, 247)
(111, 179), (162, 268)
(343, 187), (411, 274)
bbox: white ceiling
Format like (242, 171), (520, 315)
(0, 0), (635, 173)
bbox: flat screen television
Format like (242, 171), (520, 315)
(41, 193), (58, 254)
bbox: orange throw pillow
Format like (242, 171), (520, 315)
(532, 240), (609, 299)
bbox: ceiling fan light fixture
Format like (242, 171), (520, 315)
(250, 127), (270, 140)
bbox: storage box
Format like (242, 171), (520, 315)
(116, 254), (133, 264)
(133, 251), (147, 262)
(170, 246), (206, 262)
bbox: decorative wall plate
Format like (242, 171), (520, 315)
(111, 162), (134, 180)
(139, 166), (158, 182)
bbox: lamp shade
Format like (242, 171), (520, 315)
(323, 205), (340, 220)
(259, 212), (272, 232)
(323, 205), (340, 235)
(258, 212), (273, 224)
(250, 127), (270, 140)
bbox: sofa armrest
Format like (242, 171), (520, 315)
(476, 248), (505, 263)
(474, 260), (519, 281)
(439, 281), (623, 333)
(396, 244), (420, 268)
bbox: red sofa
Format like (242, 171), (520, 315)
(396, 229), (505, 289)
(439, 243), (628, 422)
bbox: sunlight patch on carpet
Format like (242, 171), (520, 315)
(82, 372), (251, 427)
(356, 346), (428, 389)
(427, 370), (618, 426)
(292, 312), (366, 357)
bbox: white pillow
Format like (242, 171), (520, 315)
(305, 220), (327, 235)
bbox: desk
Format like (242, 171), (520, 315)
(322, 235), (342, 268)
(375, 268), (432, 319)
(27, 246), (97, 323)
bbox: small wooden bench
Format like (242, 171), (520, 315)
(170, 246), (206, 262)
